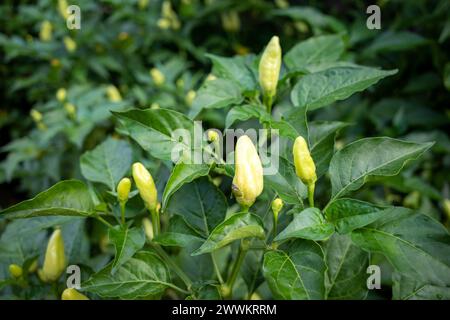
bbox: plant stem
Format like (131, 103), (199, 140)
(165, 282), (191, 295)
(150, 208), (160, 237)
(273, 218), (278, 240)
(263, 94), (273, 114)
(225, 240), (249, 299)
(120, 202), (126, 225)
(211, 252), (224, 284)
(307, 182), (315, 208)
(152, 244), (192, 290)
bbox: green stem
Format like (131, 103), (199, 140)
(120, 202), (126, 225)
(273, 218), (278, 240)
(263, 94), (273, 114)
(152, 244), (192, 290)
(150, 208), (160, 237)
(307, 182), (315, 208)
(211, 252), (224, 284)
(225, 240), (249, 299)
(165, 282), (191, 295)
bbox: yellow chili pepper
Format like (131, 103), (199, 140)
(9, 264), (23, 278)
(117, 178), (131, 203)
(38, 229), (66, 282)
(40, 20), (53, 42)
(106, 85), (122, 102)
(150, 68), (165, 86)
(258, 36), (282, 101)
(56, 88), (67, 102)
(132, 162), (158, 212)
(61, 288), (89, 300)
(232, 135), (264, 208)
(293, 136), (316, 207)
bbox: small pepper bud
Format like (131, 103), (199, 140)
(58, 0), (69, 19)
(132, 162), (158, 212)
(207, 130), (219, 142)
(232, 135), (264, 208)
(106, 85), (122, 102)
(443, 199), (450, 220)
(258, 36), (282, 99)
(38, 229), (66, 282)
(56, 88), (67, 102)
(39, 20), (53, 42)
(293, 136), (317, 185)
(64, 103), (76, 118)
(9, 264), (23, 278)
(150, 68), (165, 86)
(206, 74), (217, 82)
(142, 218), (154, 241)
(117, 178), (131, 203)
(221, 11), (240, 33)
(30, 109), (43, 123)
(63, 36), (77, 53)
(185, 90), (196, 106)
(271, 198), (283, 222)
(61, 288), (89, 300)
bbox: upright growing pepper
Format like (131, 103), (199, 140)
(258, 36), (282, 110)
(293, 136), (317, 207)
(232, 135), (264, 209)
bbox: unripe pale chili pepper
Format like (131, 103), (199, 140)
(132, 162), (158, 212)
(9, 264), (23, 278)
(150, 68), (165, 86)
(56, 88), (67, 102)
(63, 36), (77, 53)
(293, 136), (317, 207)
(259, 36), (282, 102)
(185, 90), (196, 106)
(40, 21), (52, 42)
(271, 198), (283, 222)
(232, 135), (264, 209)
(58, 0), (69, 19)
(64, 103), (76, 119)
(61, 288), (89, 300)
(38, 229), (66, 282)
(117, 178), (131, 203)
(142, 217), (154, 241)
(106, 85), (122, 102)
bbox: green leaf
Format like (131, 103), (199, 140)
(206, 54), (257, 91)
(284, 35), (345, 70)
(109, 226), (146, 274)
(263, 240), (326, 299)
(82, 251), (170, 299)
(325, 199), (400, 234)
(192, 213), (265, 256)
(264, 156), (307, 205)
(325, 233), (369, 299)
(364, 31), (428, 55)
(309, 121), (348, 177)
(329, 137), (433, 200)
(291, 66), (397, 110)
(392, 273), (450, 300)
(153, 215), (204, 248)
(275, 208), (334, 241)
(225, 104), (270, 129)
(162, 163), (210, 210)
(80, 138), (132, 190)
(189, 79), (243, 118)
(351, 212), (450, 287)
(166, 177), (227, 239)
(0, 180), (95, 219)
(113, 108), (196, 161)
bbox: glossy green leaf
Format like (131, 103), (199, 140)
(166, 177), (227, 239)
(275, 208), (334, 241)
(192, 213), (265, 256)
(392, 272), (450, 300)
(109, 226), (146, 274)
(113, 108), (195, 161)
(162, 163), (210, 210)
(189, 79), (243, 118)
(83, 251), (170, 299)
(284, 35), (345, 70)
(325, 199), (399, 234)
(80, 137), (132, 190)
(153, 215), (204, 248)
(263, 240), (326, 299)
(0, 180), (95, 219)
(351, 212), (450, 287)
(325, 233), (369, 299)
(291, 66), (397, 110)
(329, 137), (433, 200)
(225, 104), (270, 129)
